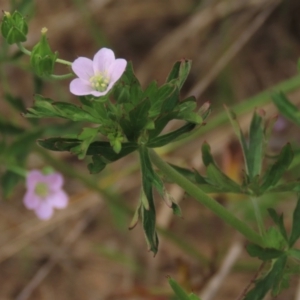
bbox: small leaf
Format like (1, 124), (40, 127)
(139, 146), (159, 255)
(244, 255), (287, 300)
(87, 155), (106, 174)
(246, 244), (284, 261)
(201, 142), (214, 167)
(25, 94), (101, 123)
(38, 138), (138, 162)
(71, 127), (98, 159)
(166, 59), (191, 89)
(248, 111), (264, 179)
(146, 123), (195, 148)
(264, 227), (286, 249)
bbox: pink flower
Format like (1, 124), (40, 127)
(69, 48), (127, 97)
(23, 170), (68, 220)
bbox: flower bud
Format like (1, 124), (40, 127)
(30, 28), (58, 77)
(1, 11), (28, 44)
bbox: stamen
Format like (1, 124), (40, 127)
(35, 182), (49, 198)
(89, 73), (109, 92)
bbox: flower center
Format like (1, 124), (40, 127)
(89, 73), (110, 92)
(35, 182), (49, 198)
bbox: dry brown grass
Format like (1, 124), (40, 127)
(1, 0), (300, 299)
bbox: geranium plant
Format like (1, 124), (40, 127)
(2, 9), (300, 300)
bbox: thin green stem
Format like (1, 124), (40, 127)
(50, 73), (74, 80)
(16, 42), (31, 56)
(250, 196), (266, 237)
(55, 58), (72, 66)
(149, 149), (265, 247)
(16, 43), (72, 66)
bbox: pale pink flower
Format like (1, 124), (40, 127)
(69, 48), (127, 97)
(23, 170), (68, 220)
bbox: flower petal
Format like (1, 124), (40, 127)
(26, 170), (45, 190)
(35, 202), (54, 220)
(46, 173), (64, 191)
(70, 78), (94, 96)
(72, 57), (94, 81)
(49, 190), (69, 209)
(23, 191), (40, 209)
(107, 59), (127, 83)
(93, 48), (115, 73)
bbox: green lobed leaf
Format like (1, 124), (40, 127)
(166, 59), (192, 90)
(148, 112), (178, 139)
(128, 97), (151, 140)
(148, 84), (177, 118)
(25, 94), (102, 123)
(139, 146), (159, 255)
(38, 138), (138, 162)
(116, 62), (143, 105)
(289, 195), (300, 247)
(264, 227), (287, 249)
(71, 127), (98, 159)
(260, 143), (293, 192)
(160, 86), (180, 114)
(244, 255), (287, 300)
(246, 244), (284, 261)
(247, 111), (264, 179)
(201, 142), (214, 167)
(146, 123), (195, 148)
(168, 164), (243, 193)
(87, 155), (106, 174)
(271, 256), (290, 296)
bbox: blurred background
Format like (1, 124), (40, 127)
(1, 0), (300, 299)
